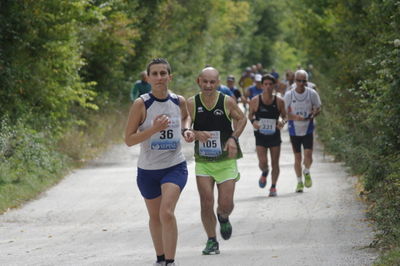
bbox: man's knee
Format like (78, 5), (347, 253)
(218, 200), (234, 215)
(294, 153), (302, 163)
(304, 150), (313, 162)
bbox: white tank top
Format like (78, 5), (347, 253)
(284, 87), (321, 136)
(137, 93), (185, 170)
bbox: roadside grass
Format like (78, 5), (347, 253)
(374, 248), (400, 266)
(57, 105), (128, 166)
(0, 104), (129, 214)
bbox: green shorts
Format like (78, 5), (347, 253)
(195, 159), (240, 184)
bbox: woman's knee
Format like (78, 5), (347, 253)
(159, 208), (175, 223)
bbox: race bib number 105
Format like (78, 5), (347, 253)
(199, 131), (222, 157)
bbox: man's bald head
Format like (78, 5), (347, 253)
(199, 67), (219, 79)
(197, 67), (220, 93)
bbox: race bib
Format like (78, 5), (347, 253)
(294, 102), (309, 119)
(150, 116), (180, 150)
(259, 118), (276, 135)
(199, 131), (222, 157)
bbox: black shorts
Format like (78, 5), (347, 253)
(290, 134), (313, 153)
(254, 130), (282, 148)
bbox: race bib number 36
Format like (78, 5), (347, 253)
(199, 131), (222, 157)
(259, 118), (276, 135)
(150, 117), (180, 150)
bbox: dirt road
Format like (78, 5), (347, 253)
(0, 123), (377, 265)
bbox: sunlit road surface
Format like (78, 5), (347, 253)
(0, 121), (377, 265)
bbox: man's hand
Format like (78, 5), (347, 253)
(252, 120), (260, 130)
(194, 131), (212, 142)
(277, 120), (286, 130)
(224, 138), (238, 158)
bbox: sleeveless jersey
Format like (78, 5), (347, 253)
(137, 93), (185, 170)
(254, 95), (280, 136)
(193, 92), (242, 162)
(284, 87), (321, 136)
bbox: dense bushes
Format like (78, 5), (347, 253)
(0, 118), (66, 210)
(287, 0), (400, 259)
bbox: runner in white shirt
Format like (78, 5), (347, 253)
(284, 69), (321, 193)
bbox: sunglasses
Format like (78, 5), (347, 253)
(296, 79), (307, 83)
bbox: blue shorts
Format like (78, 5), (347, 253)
(137, 161), (188, 199)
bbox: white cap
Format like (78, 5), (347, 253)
(255, 74), (262, 82)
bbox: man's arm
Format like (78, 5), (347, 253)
(310, 90), (322, 118)
(284, 92), (305, 121)
(224, 96), (247, 158)
(248, 97), (260, 130)
(276, 96), (287, 129)
(227, 96), (247, 137)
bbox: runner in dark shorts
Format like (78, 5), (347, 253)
(248, 74), (287, 197)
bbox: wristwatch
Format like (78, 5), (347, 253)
(181, 128), (191, 136)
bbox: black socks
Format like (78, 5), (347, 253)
(262, 171), (268, 177)
(157, 254), (165, 263)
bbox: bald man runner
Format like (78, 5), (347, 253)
(186, 67), (247, 255)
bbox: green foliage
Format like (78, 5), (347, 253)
(374, 247), (400, 266)
(242, 0), (280, 69)
(369, 158), (400, 247)
(0, 118), (66, 212)
(0, 0), (97, 132)
(287, 0), (400, 258)
(79, 0), (141, 101)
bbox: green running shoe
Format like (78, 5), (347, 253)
(220, 220), (232, 240)
(218, 214), (232, 240)
(202, 239), (220, 255)
(304, 172), (312, 188)
(296, 182), (304, 193)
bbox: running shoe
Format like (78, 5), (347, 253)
(296, 182), (304, 193)
(153, 262), (165, 266)
(202, 239), (220, 255)
(220, 220), (232, 240)
(269, 187), (277, 197)
(258, 175), (267, 188)
(304, 172), (312, 188)
(218, 214), (232, 240)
